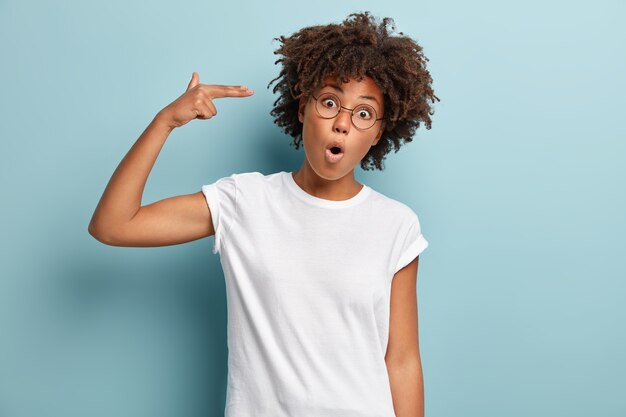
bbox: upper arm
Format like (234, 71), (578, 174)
(385, 255), (421, 365)
(91, 191), (214, 247)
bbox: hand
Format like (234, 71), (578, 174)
(157, 72), (254, 129)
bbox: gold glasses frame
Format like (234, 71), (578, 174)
(311, 92), (384, 130)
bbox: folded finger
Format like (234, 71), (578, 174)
(197, 101), (214, 119)
(205, 98), (217, 116)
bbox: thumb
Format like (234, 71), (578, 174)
(186, 72), (199, 91)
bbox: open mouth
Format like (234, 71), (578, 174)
(330, 146), (342, 155)
(326, 141), (345, 154)
(325, 142), (345, 163)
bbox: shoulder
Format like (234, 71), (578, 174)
(222, 171), (286, 200)
(367, 187), (421, 226)
(213, 170), (284, 187)
(228, 171), (285, 189)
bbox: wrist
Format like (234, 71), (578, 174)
(153, 110), (176, 132)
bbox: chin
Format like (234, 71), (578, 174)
(318, 164), (356, 181)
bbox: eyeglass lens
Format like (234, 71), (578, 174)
(315, 93), (379, 130)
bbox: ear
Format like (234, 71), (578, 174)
(298, 97), (307, 123)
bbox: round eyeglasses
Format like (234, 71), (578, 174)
(311, 92), (384, 130)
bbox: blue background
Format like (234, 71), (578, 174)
(1, 0), (624, 416)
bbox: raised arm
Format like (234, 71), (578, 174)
(87, 72), (253, 247)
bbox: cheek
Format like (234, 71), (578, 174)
(354, 135), (378, 156)
(301, 116), (326, 141)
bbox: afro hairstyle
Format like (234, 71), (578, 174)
(267, 11), (440, 171)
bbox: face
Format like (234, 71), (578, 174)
(298, 75), (385, 180)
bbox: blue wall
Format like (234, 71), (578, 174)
(1, 0), (624, 416)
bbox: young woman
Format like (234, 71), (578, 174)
(89, 11), (438, 417)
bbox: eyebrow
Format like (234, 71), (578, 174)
(322, 83), (380, 105)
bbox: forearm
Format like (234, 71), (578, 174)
(386, 355), (424, 417)
(88, 111), (173, 236)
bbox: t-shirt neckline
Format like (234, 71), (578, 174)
(282, 171), (371, 209)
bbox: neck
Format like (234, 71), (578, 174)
(292, 160), (363, 201)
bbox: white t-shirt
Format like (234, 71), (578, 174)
(201, 171), (428, 417)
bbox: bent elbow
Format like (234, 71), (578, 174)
(88, 222), (116, 246)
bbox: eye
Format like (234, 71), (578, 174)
(354, 106), (374, 120)
(321, 96), (338, 109)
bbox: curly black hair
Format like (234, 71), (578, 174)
(267, 11), (440, 171)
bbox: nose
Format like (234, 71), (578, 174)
(332, 107), (351, 135)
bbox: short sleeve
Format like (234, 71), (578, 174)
(201, 174), (237, 255)
(393, 213), (429, 275)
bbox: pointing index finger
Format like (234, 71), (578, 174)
(209, 84), (254, 98)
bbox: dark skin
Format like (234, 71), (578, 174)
(292, 74), (384, 200)
(268, 11), (439, 172)
(87, 72), (252, 247)
(291, 73), (424, 417)
(387, 256), (424, 417)
(88, 71), (424, 417)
